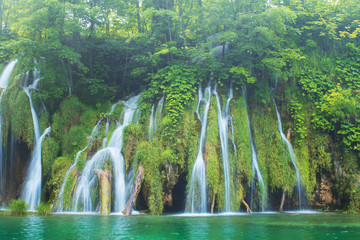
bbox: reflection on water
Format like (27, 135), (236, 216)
(0, 213), (360, 239)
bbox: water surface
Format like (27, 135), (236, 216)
(0, 212), (359, 239)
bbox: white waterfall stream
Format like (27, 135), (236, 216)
(22, 71), (51, 211)
(148, 95), (164, 141)
(0, 60), (17, 197)
(243, 87), (266, 211)
(186, 83), (211, 213)
(273, 98), (302, 209)
(73, 94), (140, 213)
(213, 85), (234, 212)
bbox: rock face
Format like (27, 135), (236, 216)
(311, 174), (336, 209)
(1, 137), (31, 203)
(94, 169), (111, 214)
(123, 163), (144, 216)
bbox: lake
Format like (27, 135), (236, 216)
(0, 212), (359, 239)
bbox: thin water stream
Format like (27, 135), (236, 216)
(187, 83), (211, 213)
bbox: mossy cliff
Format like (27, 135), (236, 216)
(1, 67), (359, 214)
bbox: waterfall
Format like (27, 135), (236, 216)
(73, 94), (140, 213)
(243, 87), (266, 211)
(186, 83), (211, 213)
(102, 118), (110, 148)
(21, 127), (51, 211)
(0, 60), (17, 198)
(22, 73), (51, 211)
(148, 95), (164, 141)
(57, 119), (103, 211)
(0, 60), (17, 89)
(273, 99), (302, 209)
(213, 84), (234, 212)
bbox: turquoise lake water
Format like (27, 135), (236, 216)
(0, 212), (359, 239)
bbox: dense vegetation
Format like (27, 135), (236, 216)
(0, 0), (359, 214)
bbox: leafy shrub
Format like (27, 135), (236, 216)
(36, 203), (52, 215)
(8, 199), (28, 215)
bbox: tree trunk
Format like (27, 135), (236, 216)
(94, 169), (111, 215)
(122, 163), (144, 216)
(286, 128), (291, 142)
(279, 187), (286, 213)
(242, 199), (252, 214)
(211, 190), (216, 213)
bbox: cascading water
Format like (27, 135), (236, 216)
(213, 85), (234, 212)
(243, 87), (266, 211)
(186, 83), (211, 213)
(273, 99), (302, 209)
(0, 60), (17, 197)
(148, 95), (164, 141)
(103, 119), (109, 148)
(73, 94), (140, 213)
(21, 127), (51, 211)
(57, 119), (103, 211)
(149, 104), (155, 140)
(0, 60), (17, 89)
(22, 74), (51, 211)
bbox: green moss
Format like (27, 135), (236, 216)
(45, 156), (72, 206)
(75, 150), (88, 172)
(42, 137), (60, 176)
(247, 82), (299, 210)
(2, 86), (35, 148)
(123, 124), (144, 170)
(39, 111), (50, 133)
(81, 108), (100, 134)
(136, 141), (163, 214)
(251, 103), (294, 192)
(206, 96), (223, 211)
(182, 109), (199, 174)
(104, 121), (117, 146)
(62, 125), (88, 156)
(231, 93), (252, 210)
(52, 95), (86, 148)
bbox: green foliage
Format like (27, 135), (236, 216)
(62, 126), (87, 156)
(136, 142), (163, 215)
(290, 100), (307, 143)
(230, 66), (256, 85)
(123, 124), (144, 169)
(52, 96), (86, 149)
(251, 90), (294, 198)
(42, 137), (60, 176)
(8, 199), (29, 215)
(182, 105), (200, 174)
(206, 96), (222, 211)
(231, 93), (252, 209)
(34, 57), (70, 113)
(62, 169), (78, 211)
(335, 47), (360, 91)
(143, 64), (199, 138)
(2, 0), (360, 214)
(36, 203), (52, 215)
(338, 121), (360, 151)
(77, 78), (116, 105)
(2, 86), (35, 149)
(45, 156), (72, 206)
